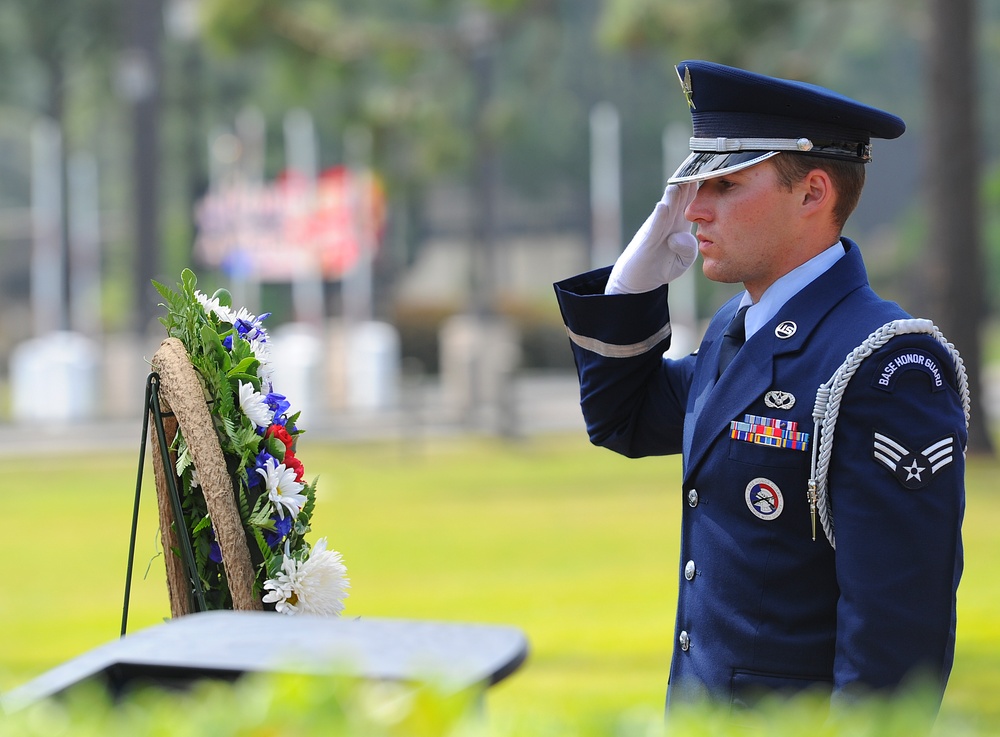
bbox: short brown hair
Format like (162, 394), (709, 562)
(770, 153), (866, 231)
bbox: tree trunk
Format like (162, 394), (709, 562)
(926, 0), (994, 455)
(125, 0), (164, 334)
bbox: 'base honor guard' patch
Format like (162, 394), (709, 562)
(873, 349), (945, 393)
(872, 431), (956, 489)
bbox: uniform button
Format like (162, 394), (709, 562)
(679, 631), (691, 652)
(684, 560), (696, 581)
(687, 489), (699, 507)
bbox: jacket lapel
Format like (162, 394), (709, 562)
(682, 240), (870, 482)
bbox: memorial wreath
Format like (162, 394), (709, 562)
(153, 269), (348, 616)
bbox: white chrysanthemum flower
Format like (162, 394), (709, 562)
(194, 290), (219, 313)
(194, 290), (236, 323)
(249, 336), (272, 364)
(249, 337), (276, 390)
(257, 457), (307, 519)
(238, 381), (272, 428)
(262, 538), (349, 616)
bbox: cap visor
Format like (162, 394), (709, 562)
(667, 151), (780, 184)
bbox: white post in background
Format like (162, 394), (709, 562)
(340, 124), (400, 412)
(290, 254), (324, 326)
(663, 122), (698, 358)
(30, 117), (63, 337)
(589, 102), (622, 270)
(236, 106), (266, 185)
(207, 124), (240, 191)
(283, 108), (317, 194)
(16, 120), (100, 423)
(69, 152), (102, 336)
(233, 107), (265, 313)
(267, 109), (324, 421)
(343, 125), (373, 325)
(283, 107), (321, 322)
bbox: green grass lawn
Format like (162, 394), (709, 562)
(2, 432), (998, 733)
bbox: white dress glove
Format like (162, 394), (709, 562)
(605, 183), (698, 294)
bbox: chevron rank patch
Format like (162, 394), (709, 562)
(872, 431), (956, 489)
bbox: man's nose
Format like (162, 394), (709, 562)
(685, 189), (707, 222)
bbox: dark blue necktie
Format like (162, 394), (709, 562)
(717, 305), (750, 377)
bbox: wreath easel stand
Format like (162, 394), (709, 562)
(122, 337), (261, 635)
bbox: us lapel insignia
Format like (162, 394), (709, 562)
(872, 431), (956, 489)
(764, 390), (796, 410)
(775, 321), (797, 339)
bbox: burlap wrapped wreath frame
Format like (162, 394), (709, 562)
(149, 337), (262, 617)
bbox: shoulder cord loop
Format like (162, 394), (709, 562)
(808, 318), (970, 549)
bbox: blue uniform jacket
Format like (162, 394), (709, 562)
(554, 239), (966, 710)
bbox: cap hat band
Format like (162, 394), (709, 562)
(689, 136), (872, 162)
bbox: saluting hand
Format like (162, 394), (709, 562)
(605, 183), (698, 295)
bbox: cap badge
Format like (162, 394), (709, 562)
(746, 477), (784, 520)
(775, 321), (797, 339)
(677, 65), (696, 109)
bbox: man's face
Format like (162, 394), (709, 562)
(684, 161), (806, 300)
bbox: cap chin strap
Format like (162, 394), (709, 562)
(808, 319), (970, 549)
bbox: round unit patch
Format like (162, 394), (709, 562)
(745, 477), (784, 520)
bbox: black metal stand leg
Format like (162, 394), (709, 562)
(121, 373), (207, 639)
(121, 374), (155, 637)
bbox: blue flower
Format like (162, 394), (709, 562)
(265, 392), (291, 422)
(223, 335), (234, 351)
(246, 449), (277, 488)
(209, 529), (223, 563)
(265, 513), (294, 548)
(232, 308), (271, 342)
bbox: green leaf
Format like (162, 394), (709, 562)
(192, 514), (213, 534)
(151, 279), (177, 302)
(227, 372), (259, 387)
(265, 435), (286, 461)
(266, 547), (284, 578)
(200, 325), (230, 368)
(181, 268), (197, 294)
(227, 356), (260, 378)
(213, 287), (233, 308)
(175, 436), (193, 477)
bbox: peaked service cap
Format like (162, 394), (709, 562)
(667, 60), (906, 184)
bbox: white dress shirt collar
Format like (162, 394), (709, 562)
(738, 240), (847, 340)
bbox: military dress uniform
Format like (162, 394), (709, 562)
(555, 61), (968, 710)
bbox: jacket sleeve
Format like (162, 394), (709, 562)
(826, 332), (966, 706)
(553, 267), (694, 458)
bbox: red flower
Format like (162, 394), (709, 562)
(265, 424), (294, 451)
(284, 451), (305, 483)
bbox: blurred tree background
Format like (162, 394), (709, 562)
(0, 0), (997, 448)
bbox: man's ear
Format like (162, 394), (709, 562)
(800, 169), (835, 213)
